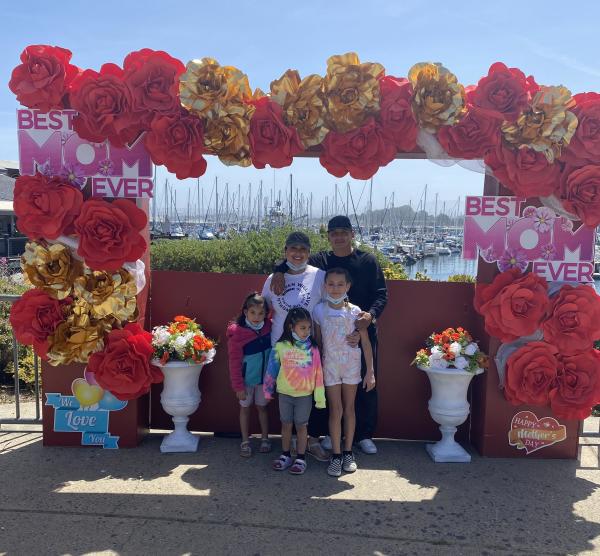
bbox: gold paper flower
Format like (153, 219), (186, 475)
(270, 70), (329, 148)
(408, 62), (466, 132)
(73, 267), (137, 322)
(21, 242), (82, 300)
(322, 53), (384, 133)
(179, 58), (252, 119)
(203, 103), (255, 167)
(46, 301), (108, 365)
(501, 86), (578, 163)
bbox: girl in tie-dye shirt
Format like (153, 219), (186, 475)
(264, 308), (325, 475)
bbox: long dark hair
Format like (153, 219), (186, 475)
(234, 292), (269, 326)
(277, 307), (316, 345)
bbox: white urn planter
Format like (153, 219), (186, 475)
(153, 360), (205, 453)
(418, 364), (483, 463)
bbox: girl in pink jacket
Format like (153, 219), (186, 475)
(226, 293), (272, 458)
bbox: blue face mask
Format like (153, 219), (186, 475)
(286, 260), (307, 272)
(325, 293), (346, 305)
(292, 331), (308, 342)
(245, 318), (264, 331)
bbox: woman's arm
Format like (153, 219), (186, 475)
(359, 328), (376, 392)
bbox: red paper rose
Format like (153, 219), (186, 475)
(249, 97), (303, 169)
(468, 62), (538, 122)
(437, 105), (502, 159)
(484, 144), (560, 198)
(14, 173), (83, 240)
(561, 93), (600, 166)
(9, 45), (79, 111)
(9, 289), (69, 359)
(88, 322), (162, 400)
(74, 199), (147, 271)
(123, 49), (185, 129)
(543, 284), (600, 355)
(378, 76), (418, 152)
(474, 268), (550, 342)
(556, 165), (600, 227)
(504, 342), (559, 406)
(144, 110), (207, 179)
(69, 64), (138, 147)
(320, 118), (397, 180)
(550, 351), (600, 420)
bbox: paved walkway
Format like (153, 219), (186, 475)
(0, 414), (599, 555)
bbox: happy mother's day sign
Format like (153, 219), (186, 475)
(17, 109), (153, 198)
(463, 196), (595, 282)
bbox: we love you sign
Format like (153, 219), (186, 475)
(17, 109), (154, 198)
(463, 196), (595, 282)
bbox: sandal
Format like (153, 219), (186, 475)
(289, 458), (307, 475)
(307, 439), (329, 461)
(272, 454), (293, 471)
(259, 438), (272, 453)
(240, 440), (252, 458)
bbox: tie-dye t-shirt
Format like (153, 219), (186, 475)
(263, 338), (326, 408)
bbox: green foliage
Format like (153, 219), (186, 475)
(0, 275), (38, 387)
(447, 274), (476, 283)
(383, 263), (409, 280)
(414, 271), (431, 281)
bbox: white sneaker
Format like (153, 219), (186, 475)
(358, 438), (377, 454)
(321, 435), (332, 450)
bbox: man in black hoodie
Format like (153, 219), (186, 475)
(271, 215), (388, 455)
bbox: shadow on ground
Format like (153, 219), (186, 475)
(0, 429), (599, 555)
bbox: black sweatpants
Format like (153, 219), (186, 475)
(308, 325), (379, 441)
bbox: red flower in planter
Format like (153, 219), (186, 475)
(437, 105), (502, 159)
(474, 268), (550, 342)
(88, 322), (162, 401)
(9, 44), (79, 111)
(467, 62), (538, 122)
(320, 118), (397, 180)
(14, 173), (83, 240)
(543, 284), (600, 355)
(555, 164), (600, 227)
(144, 110), (207, 179)
(249, 97), (303, 169)
(69, 64), (138, 147)
(484, 143), (560, 198)
(504, 341), (559, 406)
(550, 350), (600, 420)
(9, 289), (70, 359)
(74, 199), (147, 271)
(561, 92), (600, 166)
(378, 76), (418, 152)
(123, 48), (185, 129)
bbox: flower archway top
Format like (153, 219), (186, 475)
(9, 45), (600, 227)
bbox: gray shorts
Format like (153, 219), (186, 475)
(278, 394), (313, 426)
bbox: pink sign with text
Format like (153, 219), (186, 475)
(17, 109), (153, 199)
(463, 196), (595, 283)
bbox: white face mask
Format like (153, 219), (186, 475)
(292, 331), (308, 342)
(286, 260), (307, 272)
(245, 318), (264, 331)
(325, 293), (346, 305)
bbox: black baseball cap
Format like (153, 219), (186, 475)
(285, 231), (311, 249)
(327, 215), (353, 231)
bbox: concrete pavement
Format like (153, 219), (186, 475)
(0, 416), (599, 555)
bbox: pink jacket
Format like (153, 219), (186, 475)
(226, 320), (272, 392)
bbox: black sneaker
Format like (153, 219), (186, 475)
(327, 456), (342, 477)
(342, 452), (357, 473)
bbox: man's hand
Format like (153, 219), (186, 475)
(355, 311), (373, 330)
(270, 272), (285, 295)
(363, 371), (376, 392)
(345, 329), (360, 347)
(236, 390), (247, 401)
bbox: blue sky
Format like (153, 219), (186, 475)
(1, 0), (598, 217)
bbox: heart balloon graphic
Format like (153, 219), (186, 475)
(72, 378), (104, 407)
(98, 390), (128, 411)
